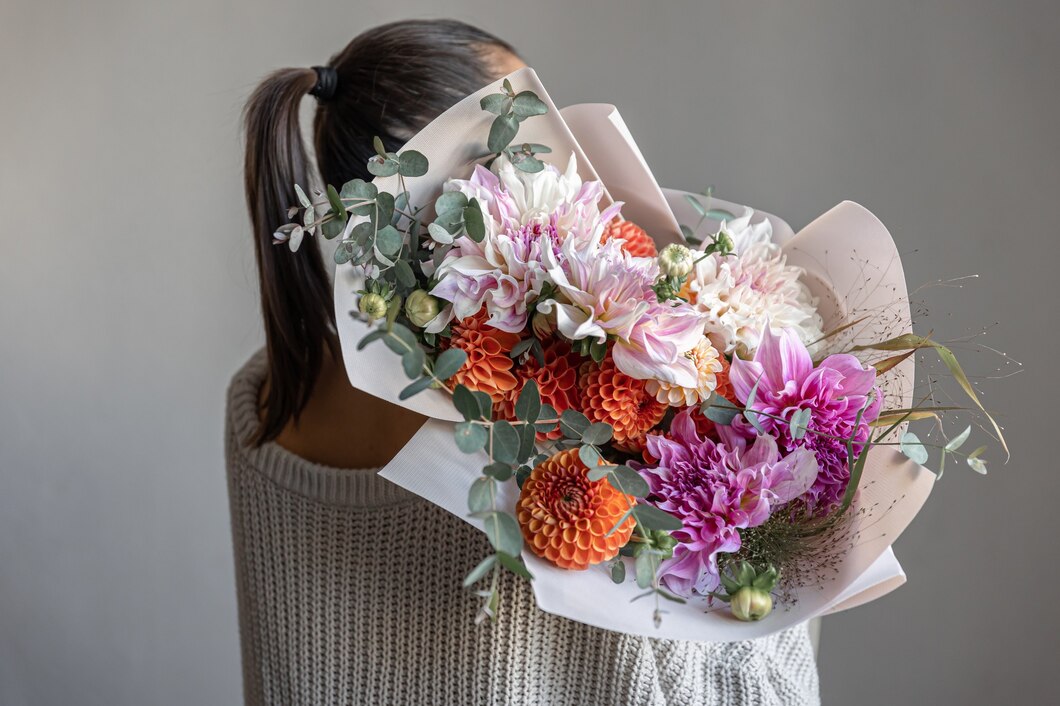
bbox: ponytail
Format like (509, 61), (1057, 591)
(241, 21), (519, 446)
(243, 68), (338, 445)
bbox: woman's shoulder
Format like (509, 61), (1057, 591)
(226, 348), (268, 444)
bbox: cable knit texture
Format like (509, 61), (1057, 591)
(225, 351), (820, 706)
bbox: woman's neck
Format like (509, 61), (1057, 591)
(270, 352), (427, 469)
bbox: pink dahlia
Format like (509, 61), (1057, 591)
(729, 325), (882, 514)
(537, 233), (707, 388)
(639, 410), (819, 597)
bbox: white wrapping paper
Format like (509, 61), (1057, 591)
(335, 68), (934, 641)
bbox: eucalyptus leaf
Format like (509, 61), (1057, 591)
(433, 348), (468, 381)
(294, 183), (312, 208)
(945, 425), (972, 452)
(789, 408), (812, 441)
(704, 404), (740, 426)
(479, 93), (511, 115)
(427, 222), (454, 244)
(483, 511), (522, 556)
(393, 259), (416, 288)
(514, 380), (541, 422)
(463, 554), (496, 587)
(333, 243), (352, 264)
(610, 560), (626, 584)
(321, 218), (344, 239)
(468, 476), (494, 513)
(454, 421), (488, 453)
(340, 178), (377, 202)
(581, 422), (613, 446)
(492, 421), (521, 465)
(487, 114), (519, 154)
(513, 156), (544, 173)
(632, 505), (683, 532)
(559, 409), (591, 439)
(464, 200), (486, 242)
(683, 193), (706, 218)
(401, 346), (426, 379)
(578, 444), (601, 468)
(496, 551), (533, 580)
(435, 191), (468, 214)
(635, 551), (661, 590)
(372, 136), (387, 157)
(586, 464), (617, 483)
(375, 191), (395, 226)
(367, 156), (399, 177)
(610, 465), (650, 498)
(471, 390), (494, 420)
(483, 462), (513, 482)
(517, 423), (536, 463)
(398, 376), (433, 400)
(397, 150), (428, 177)
(376, 225), (403, 257)
(356, 329), (386, 350)
(453, 385), (483, 421)
(511, 91), (548, 118)
(900, 431), (929, 465)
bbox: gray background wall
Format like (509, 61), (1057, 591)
(2, 1), (1057, 703)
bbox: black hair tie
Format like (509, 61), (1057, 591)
(310, 66), (338, 101)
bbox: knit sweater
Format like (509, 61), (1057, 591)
(225, 351), (820, 706)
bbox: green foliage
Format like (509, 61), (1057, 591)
(454, 422), (488, 453)
(482, 510), (522, 556)
(514, 380), (541, 422)
(559, 409), (591, 439)
(433, 348), (467, 381)
(900, 431), (929, 464)
(398, 150), (429, 177)
(631, 505), (683, 532)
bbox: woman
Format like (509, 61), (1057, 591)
(227, 18), (820, 706)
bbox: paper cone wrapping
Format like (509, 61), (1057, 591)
(332, 68), (934, 641)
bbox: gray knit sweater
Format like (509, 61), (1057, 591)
(225, 351), (820, 706)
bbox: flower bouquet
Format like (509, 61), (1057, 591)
(279, 68), (1005, 640)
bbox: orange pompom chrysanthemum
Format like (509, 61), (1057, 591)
(600, 219), (658, 259)
(495, 339), (582, 439)
(517, 448), (636, 570)
(446, 309), (521, 403)
(581, 356), (667, 453)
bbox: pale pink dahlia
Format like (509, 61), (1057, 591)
(537, 234), (707, 388)
(427, 155), (620, 333)
(686, 208), (823, 356)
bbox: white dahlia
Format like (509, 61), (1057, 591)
(686, 208), (823, 356)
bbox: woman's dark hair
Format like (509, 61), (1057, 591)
(242, 20), (517, 445)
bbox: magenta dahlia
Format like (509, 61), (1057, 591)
(729, 325), (882, 514)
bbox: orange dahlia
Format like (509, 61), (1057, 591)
(445, 309), (521, 403)
(494, 339), (582, 439)
(517, 448), (636, 570)
(581, 356), (667, 453)
(600, 219), (658, 258)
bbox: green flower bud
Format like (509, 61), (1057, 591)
(730, 586), (773, 622)
(358, 292), (388, 322)
(404, 289), (440, 328)
(658, 243), (694, 279)
(717, 231), (735, 255)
